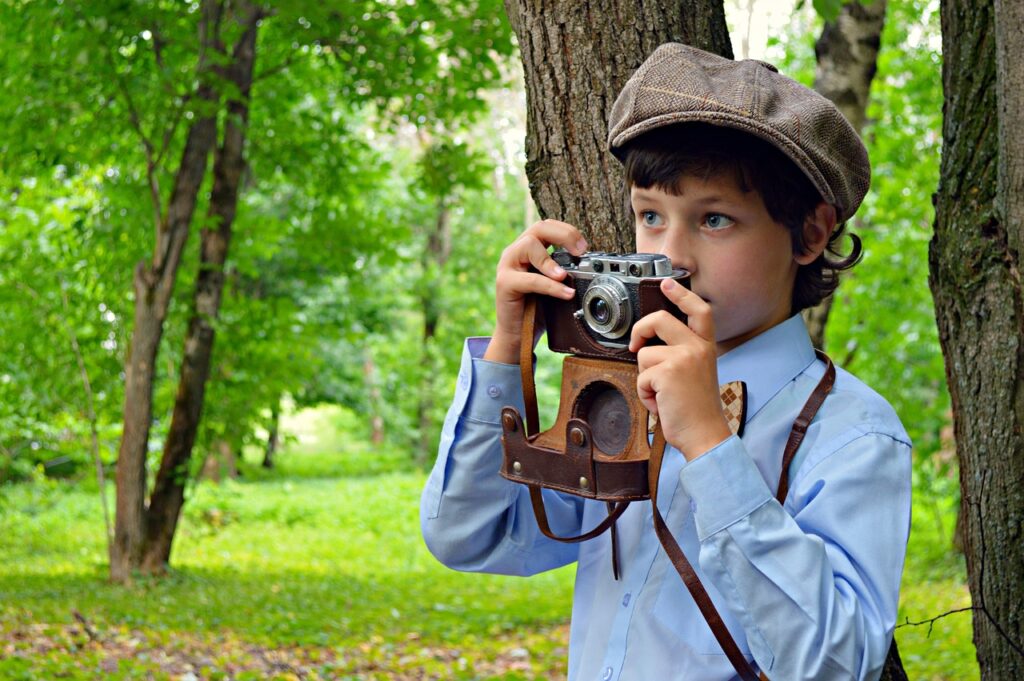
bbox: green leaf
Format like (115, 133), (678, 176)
(813, 0), (845, 23)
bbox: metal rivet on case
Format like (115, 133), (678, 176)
(503, 413), (516, 431)
(513, 461), (522, 474)
(579, 476), (590, 490)
(570, 427), (586, 447)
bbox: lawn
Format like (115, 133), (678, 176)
(0, 406), (977, 679)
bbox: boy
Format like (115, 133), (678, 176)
(420, 43), (911, 681)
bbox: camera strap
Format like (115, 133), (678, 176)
(647, 350), (835, 681)
(512, 295), (836, 681)
(516, 297), (636, 568)
(519, 296), (542, 436)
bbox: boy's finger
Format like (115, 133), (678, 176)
(505, 271), (576, 300)
(628, 310), (692, 352)
(634, 343), (674, 372)
(660, 278), (714, 341)
(527, 219), (588, 255)
(519, 237), (569, 279)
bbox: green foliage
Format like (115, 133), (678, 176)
(0, 168), (132, 479)
(0, 0), (516, 480)
(812, 0), (845, 23)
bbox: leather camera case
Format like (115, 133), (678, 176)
(500, 355), (651, 501)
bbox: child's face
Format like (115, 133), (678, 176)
(632, 173), (799, 353)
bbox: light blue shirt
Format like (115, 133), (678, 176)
(420, 315), (911, 681)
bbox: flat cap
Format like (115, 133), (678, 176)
(608, 43), (870, 223)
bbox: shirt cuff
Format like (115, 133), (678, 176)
(679, 435), (774, 541)
(463, 337), (526, 424)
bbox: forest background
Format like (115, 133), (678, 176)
(0, 0), (971, 679)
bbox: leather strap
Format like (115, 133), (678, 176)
(517, 292), (834, 681)
(649, 426), (763, 681)
(648, 350), (836, 681)
(528, 486), (630, 543)
(607, 501), (621, 580)
(520, 296), (541, 437)
(775, 350), (835, 504)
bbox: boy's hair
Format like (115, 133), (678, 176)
(621, 123), (862, 314)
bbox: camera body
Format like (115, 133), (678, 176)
(499, 250), (692, 504)
(543, 251), (690, 360)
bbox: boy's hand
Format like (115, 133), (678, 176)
(628, 279), (732, 461)
(484, 220), (588, 365)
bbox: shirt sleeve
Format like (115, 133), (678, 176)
(419, 337), (583, 576)
(678, 430), (911, 681)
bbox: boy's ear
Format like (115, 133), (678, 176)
(794, 202), (836, 265)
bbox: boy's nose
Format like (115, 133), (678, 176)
(660, 242), (695, 273)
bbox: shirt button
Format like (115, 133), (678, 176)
(621, 593), (631, 607)
(602, 666), (613, 681)
(487, 385), (502, 398)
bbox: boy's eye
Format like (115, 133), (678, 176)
(639, 210), (663, 227)
(704, 213), (735, 230)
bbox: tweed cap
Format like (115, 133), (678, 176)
(608, 43), (870, 223)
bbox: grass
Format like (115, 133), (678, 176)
(0, 405), (978, 679)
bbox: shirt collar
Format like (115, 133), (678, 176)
(716, 314), (817, 422)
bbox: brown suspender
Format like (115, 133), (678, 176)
(515, 298), (837, 681)
(646, 352), (836, 681)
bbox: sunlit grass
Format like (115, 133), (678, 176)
(894, 489), (977, 680)
(0, 406), (978, 679)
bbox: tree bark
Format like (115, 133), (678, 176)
(263, 400), (281, 469)
(110, 0), (223, 583)
(932, 0), (1024, 677)
(504, 0), (733, 252)
(803, 0), (887, 350)
(363, 354), (385, 446)
(141, 2), (261, 573)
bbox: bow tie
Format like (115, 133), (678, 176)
(720, 381), (748, 438)
(648, 381), (747, 438)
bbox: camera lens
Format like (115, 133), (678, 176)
(589, 297), (610, 324)
(581, 276), (632, 340)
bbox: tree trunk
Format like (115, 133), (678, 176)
(200, 440), (240, 482)
(417, 200), (452, 464)
(263, 400), (281, 469)
(142, 3), (261, 573)
(932, 0), (1024, 677)
(363, 354), (385, 446)
(803, 0), (887, 350)
(504, 0), (733, 252)
(110, 0), (223, 584)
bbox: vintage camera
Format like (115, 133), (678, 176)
(542, 250), (690, 360)
(499, 251), (691, 508)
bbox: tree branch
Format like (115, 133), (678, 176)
(105, 49), (164, 233)
(900, 471), (1024, 660)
